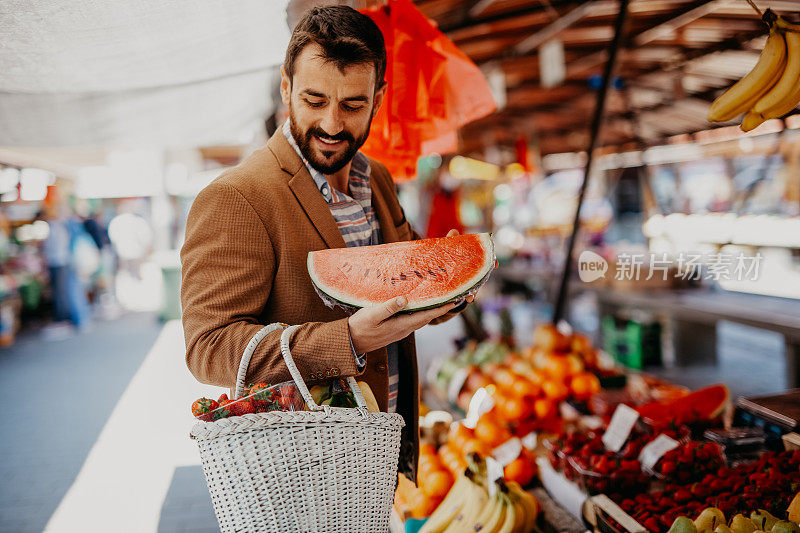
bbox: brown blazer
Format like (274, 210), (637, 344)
(181, 128), (423, 479)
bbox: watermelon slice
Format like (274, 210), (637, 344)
(308, 233), (495, 311)
(636, 383), (729, 425)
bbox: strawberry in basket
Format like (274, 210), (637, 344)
(225, 398), (256, 417)
(192, 398), (220, 421)
(277, 384), (304, 411)
(248, 382), (277, 412)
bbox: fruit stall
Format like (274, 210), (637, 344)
(385, 1), (800, 532)
(395, 322), (800, 533)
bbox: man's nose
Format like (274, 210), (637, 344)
(319, 106), (344, 137)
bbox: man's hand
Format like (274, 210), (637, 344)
(348, 296), (457, 354)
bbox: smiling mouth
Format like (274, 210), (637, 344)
(314, 135), (345, 147)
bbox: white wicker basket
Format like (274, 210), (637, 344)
(190, 324), (405, 532)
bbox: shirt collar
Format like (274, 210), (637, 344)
(282, 120), (371, 204)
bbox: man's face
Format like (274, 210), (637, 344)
(280, 43), (385, 175)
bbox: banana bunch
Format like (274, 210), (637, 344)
(708, 11), (800, 132)
(421, 463), (540, 533)
(465, 480), (539, 533)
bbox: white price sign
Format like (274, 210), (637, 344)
(447, 367), (470, 403)
(522, 432), (538, 451)
(463, 387), (494, 429)
(602, 404), (639, 452)
(638, 434), (679, 471)
(492, 438), (522, 467)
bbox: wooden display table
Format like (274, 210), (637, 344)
(588, 287), (800, 388)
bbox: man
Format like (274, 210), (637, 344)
(181, 5), (472, 480)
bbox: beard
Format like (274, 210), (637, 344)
(288, 105), (372, 175)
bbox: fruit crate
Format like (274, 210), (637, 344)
(601, 315), (661, 371)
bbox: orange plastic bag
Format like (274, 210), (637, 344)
(361, 0), (496, 182)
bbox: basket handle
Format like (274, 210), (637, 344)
(235, 323), (367, 412)
(279, 325), (367, 411)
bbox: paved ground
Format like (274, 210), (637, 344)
(0, 313), (164, 533)
(0, 303), (788, 532)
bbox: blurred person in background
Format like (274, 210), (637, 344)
(42, 204), (72, 325)
(181, 5), (476, 482)
(42, 203), (96, 329)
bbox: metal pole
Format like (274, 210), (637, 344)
(552, 0), (630, 324)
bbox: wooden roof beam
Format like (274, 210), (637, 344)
(634, 0), (730, 46)
(514, 0), (611, 55)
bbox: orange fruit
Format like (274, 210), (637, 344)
(497, 395), (528, 421)
(541, 379), (569, 401)
(474, 415), (512, 448)
(565, 353), (584, 375)
(493, 367), (518, 389)
(570, 372), (601, 399)
(419, 443), (437, 457)
(504, 455), (537, 486)
(528, 369), (546, 385)
(418, 455), (444, 480)
(509, 377), (540, 399)
(542, 379), (569, 401)
(410, 492), (440, 519)
(462, 437), (492, 457)
(448, 423), (474, 450)
(421, 469), (453, 499)
(571, 332), (592, 355)
(533, 398), (556, 419)
(533, 323), (569, 352)
(543, 354), (571, 380)
(437, 442), (457, 463)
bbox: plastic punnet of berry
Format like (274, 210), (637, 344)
(190, 380), (304, 421)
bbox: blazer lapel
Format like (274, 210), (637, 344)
(267, 129), (346, 250)
(370, 180), (399, 244)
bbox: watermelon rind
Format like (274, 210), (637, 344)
(308, 233), (495, 313)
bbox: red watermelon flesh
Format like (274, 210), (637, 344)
(636, 383), (729, 425)
(308, 233), (495, 311)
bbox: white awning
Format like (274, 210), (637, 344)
(0, 0), (291, 147)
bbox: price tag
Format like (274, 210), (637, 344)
(638, 434), (679, 471)
(602, 404), (639, 452)
(447, 367), (470, 403)
(463, 387), (494, 429)
(492, 437), (522, 467)
(591, 495), (647, 533)
(522, 432), (538, 451)
(486, 457), (504, 497)
(582, 416), (604, 430)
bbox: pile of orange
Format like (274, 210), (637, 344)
(396, 443), (458, 519)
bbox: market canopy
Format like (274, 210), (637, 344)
(0, 0), (291, 147)
(412, 0), (800, 155)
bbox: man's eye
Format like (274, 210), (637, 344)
(343, 104), (364, 112)
(306, 100), (325, 108)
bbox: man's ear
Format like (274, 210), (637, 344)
(371, 81), (387, 119)
(280, 65), (291, 107)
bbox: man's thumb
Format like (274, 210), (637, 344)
(378, 296), (407, 320)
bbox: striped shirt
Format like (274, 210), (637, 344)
(283, 121), (399, 413)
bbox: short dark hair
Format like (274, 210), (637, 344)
(284, 5), (386, 89)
